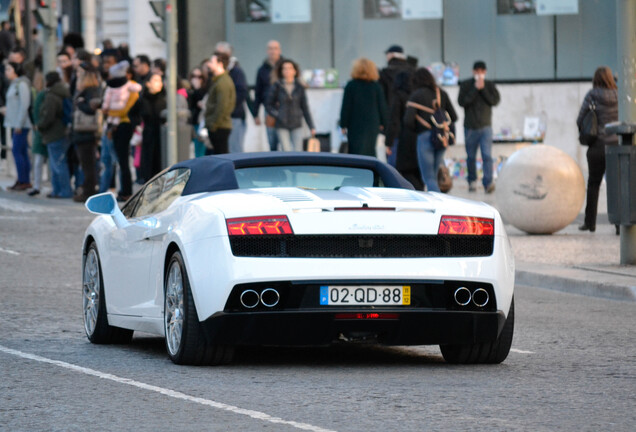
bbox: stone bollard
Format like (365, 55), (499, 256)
(496, 145), (585, 234)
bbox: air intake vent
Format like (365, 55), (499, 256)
(368, 189), (428, 202)
(229, 235), (494, 258)
(259, 189), (314, 202)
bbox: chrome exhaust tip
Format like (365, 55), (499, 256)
(240, 289), (260, 309)
(454, 287), (472, 306)
(260, 288), (280, 307)
(472, 288), (489, 307)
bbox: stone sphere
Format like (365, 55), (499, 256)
(496, 145), (585, 234)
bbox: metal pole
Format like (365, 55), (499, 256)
(616, 0), (636, 265)
(24, 0), (32, 60)
(81, 0), (96, 52)
(165, 0), (178, 165)
(41, 4), (57, 74)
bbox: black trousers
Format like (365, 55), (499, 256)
(75, 139), (98, 197)
(584, 144), (606, 228)
(113, 122), (134, 196)
(205, 128), (231, 155)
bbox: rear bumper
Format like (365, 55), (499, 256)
(201, 310), (506, 347)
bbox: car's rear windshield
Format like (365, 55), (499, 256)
(234, 165), (379, 190)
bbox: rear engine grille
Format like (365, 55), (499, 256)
(229, 235), (493, 258)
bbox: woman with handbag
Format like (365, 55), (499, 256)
(339, 57), (388, 157)
(265, 59), (315, 151)
(71, 63), (101, 202)
(404, 68), (457, 192)
(576, 66), (618, 233)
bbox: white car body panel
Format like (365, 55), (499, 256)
(84, 186), (515, 337)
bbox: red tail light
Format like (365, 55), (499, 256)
(226, 215), (293, 236)
(438, 216), (494, 235)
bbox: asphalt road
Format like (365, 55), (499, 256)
(1, 194), (635, 431)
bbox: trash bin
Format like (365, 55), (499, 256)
(605, 123), (636, 225)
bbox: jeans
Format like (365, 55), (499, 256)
(113, 122), (134, 196)
(387, 137), (398, 167)
(584, 144), (606, 228)
(465, 126), (494, 187)
(416, 130), (445, 193)
(46, 138), (72, 198)
(12, 128), (31, 184)
(99, 133), (116, 193)
(229, 118), (246, 153)
(267, 126), (279, 151)
(277, 128), (303, 152)
(192, 123), (206, 158)
(32, 153), (46, 190)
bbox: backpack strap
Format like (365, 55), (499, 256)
(406, 100), (434, 129)
(406, 100), (434, 114)
(434, 86), (442, 110)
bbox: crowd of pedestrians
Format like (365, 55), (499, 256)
(0, 26), (616, 210)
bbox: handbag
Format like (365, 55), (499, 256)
(265, 114), (276, 128)
(73, 108), (99, 133)
(578, 101), (598, 146)
(306, 137), (321, 152)
(437, 164), (453, 193)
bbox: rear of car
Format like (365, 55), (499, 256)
(182, 186), (514, 355)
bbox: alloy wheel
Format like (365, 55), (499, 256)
(165, 261), (185, 356)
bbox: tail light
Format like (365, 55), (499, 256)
(438, 216), (494, 235)
(227, 215), (293, 236)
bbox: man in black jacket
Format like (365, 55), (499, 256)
(458, 61), (500, 193)
(379, 45), (413, 108)
(254, 40), (282, 151)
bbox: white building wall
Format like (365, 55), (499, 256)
(95, 0), (165, 59)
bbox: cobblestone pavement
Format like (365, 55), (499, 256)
(0, 189), (635, 431)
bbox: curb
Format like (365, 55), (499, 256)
(515, 262), (636, 302)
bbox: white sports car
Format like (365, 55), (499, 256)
(82, 152), (515, 365)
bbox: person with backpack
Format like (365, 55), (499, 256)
(404, 67), (457, 192)
(576, 66), (618, 233)
(2, 61), (33, 191)
(38, 71), (72, 198)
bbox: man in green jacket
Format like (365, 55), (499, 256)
(204, 51), (236, 155)
(38, 71), (72, 198)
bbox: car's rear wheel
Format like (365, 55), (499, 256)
(83, 243), (133, 344)
(164, 251), (234, 365)
(440, 297), (514, 364)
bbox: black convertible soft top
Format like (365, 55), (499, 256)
(171, 152), (415, 195)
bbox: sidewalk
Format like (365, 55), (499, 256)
(449, 179), (636, 302)
(1, 156), (634, 302)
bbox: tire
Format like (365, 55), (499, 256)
(82, 243), (134, 344)
(164, 251), (234, 365)
(440, 297), (514, 364)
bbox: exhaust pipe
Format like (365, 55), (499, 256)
(260, 288), (280, 307)
(472, 288), (489, 307)
(454, 287), (472, 306)
(240, 289), (260, 309)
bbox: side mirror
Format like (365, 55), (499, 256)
(85, 192), (129, 228)
(85, 192), (117, 215)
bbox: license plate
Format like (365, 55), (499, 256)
(320, 286), (411, 306)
